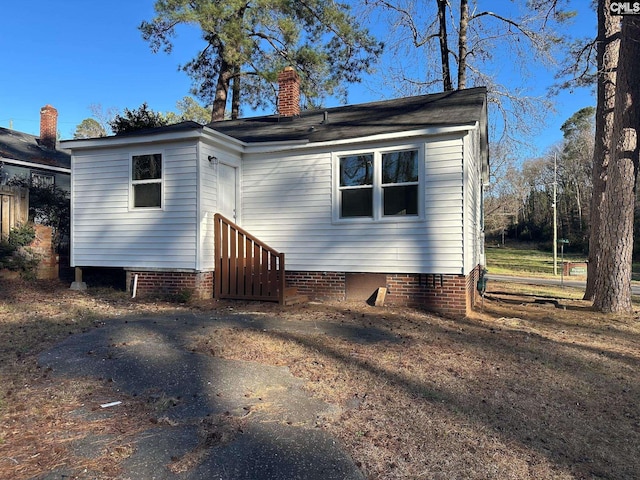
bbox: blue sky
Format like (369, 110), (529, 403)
(0, 1), (595, 156)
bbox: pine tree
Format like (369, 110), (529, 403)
(583, 0), (620, 300)
(593, 15), (640, 313)
(140, 0), (383, 121)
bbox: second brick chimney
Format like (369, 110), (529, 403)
(40, 105), (58, 150)
(277, 67), (300, 117)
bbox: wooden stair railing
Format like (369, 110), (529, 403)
(214, 213), (285, 304)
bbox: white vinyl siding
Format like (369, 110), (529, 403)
(424, 136), (465, 273)
(68, 125), (482, 277)
(198, 144), (217, 272)
(71, 141), (199, 269)
(463, 127), (483, 274)
(241, 134), (465, 274)
(197, 143), (241, 271)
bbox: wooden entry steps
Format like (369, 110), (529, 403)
(284, 287), (308, 306)
(214, 214), (308, 306)
(215, 213), (285, 303)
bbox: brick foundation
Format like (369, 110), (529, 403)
(122, 266), (483, 315)
(286, 267), (483, 317)
(125, 270), (214, 300)
(285, 271), (346, 301)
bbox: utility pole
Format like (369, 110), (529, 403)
(553, 152), (558, 276)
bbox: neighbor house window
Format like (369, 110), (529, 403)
(336, 147), (421, 221)
(131, 153), (162, 208)
(31, 172), (55, 188)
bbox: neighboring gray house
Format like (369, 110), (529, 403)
(62, 70), (488, 316)
(0, 105), (71, 191)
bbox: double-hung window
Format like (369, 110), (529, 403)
(381, 150), (419, 216)
(336, 147), (421, 221)
(131, 153), (162, 208)
(339, 154), (374, 218)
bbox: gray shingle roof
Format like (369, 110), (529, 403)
(0, 127), (71, 169)
(62, 87), (488, 163)
(209, 87), (487, 143)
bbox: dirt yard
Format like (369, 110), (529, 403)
(1, 279), (638, 479)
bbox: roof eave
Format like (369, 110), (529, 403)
(242, 124), (478, 154)
(201, 125), (247, 151)
(60, 125), (251, 154)
(0, 156), (71, 174)
(60, 128), (205, 151)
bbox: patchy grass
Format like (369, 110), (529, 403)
(1, 279), (639, 479)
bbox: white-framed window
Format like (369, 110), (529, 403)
(131, 153), (162, 208)
(335, 145), (423, 222)
(339, 153), (374, 218)
(381, 150), (419, 216)
(31, 171), (55, 188)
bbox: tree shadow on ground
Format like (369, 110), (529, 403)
(240, 300), (640, 480)
(15, 291), (640, 480)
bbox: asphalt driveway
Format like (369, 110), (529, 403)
(37, 311), (374, 479)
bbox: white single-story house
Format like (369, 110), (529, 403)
(61, 69), (489, 316)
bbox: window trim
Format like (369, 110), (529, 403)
(333, 143), (425, 224)
(129, 151), (163, 210)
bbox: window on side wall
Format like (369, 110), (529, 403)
(131, 153), (162, 208)
(382, 150), (419, 216)
(339, 154), (373, 218)
(336, 147), (421, 221)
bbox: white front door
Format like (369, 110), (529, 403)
(218, 163), (237, 221)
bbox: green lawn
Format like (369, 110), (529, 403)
(485, 244), (586, 277)
(486, 244), (640, 279)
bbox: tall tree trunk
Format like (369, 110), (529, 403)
(209, 4), (250, 122)
(231, 65), (241, 120)
(584, 0), (620, 300)
(593, 16), (640, 313)
(457, 0), (469, 89)
(437, 0), (453, 91)
(211, 56), (233, 122)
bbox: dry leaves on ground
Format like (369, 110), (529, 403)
(1, 279), (639, 479)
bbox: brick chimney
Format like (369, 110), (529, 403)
(277, 67), (300, 117)
(40, 105), (58, 150)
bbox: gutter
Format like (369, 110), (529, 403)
(0, 156), (71, 174)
